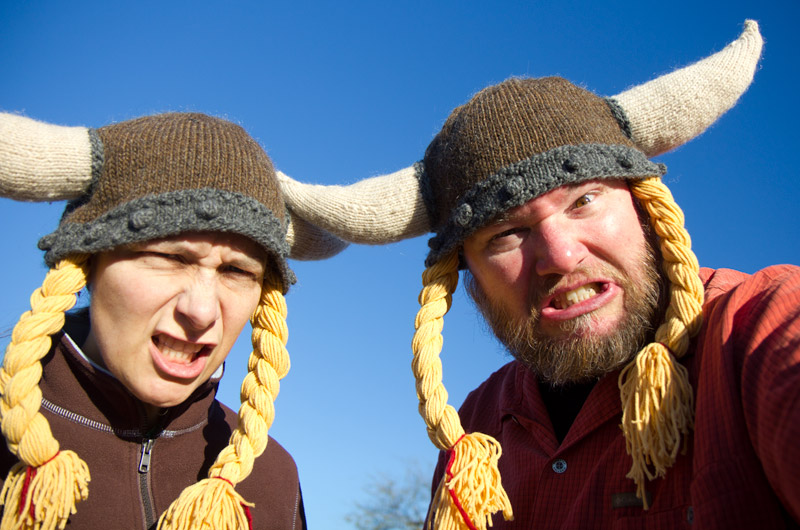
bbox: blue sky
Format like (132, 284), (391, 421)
(2, 2), (799, 528)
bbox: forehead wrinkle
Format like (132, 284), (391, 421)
(132, 233), (267, 267)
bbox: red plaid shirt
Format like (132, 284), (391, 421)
(432, 266), (800, 529)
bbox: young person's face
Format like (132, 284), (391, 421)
(462, 179), (661, 384)
(83, 231), (266, 411)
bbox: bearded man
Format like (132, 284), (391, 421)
(278, 20), (800, 529)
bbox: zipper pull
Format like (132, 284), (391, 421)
(139, 438), (155, 473)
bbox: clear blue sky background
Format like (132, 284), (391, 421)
(2, 2), (798, 528)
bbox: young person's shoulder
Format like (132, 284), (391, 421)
(215, 399), (299, 474)
(214, 399), (305, 529)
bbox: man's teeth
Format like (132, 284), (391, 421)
(553, 284), (599, 309)
(156, 336), (203, 363)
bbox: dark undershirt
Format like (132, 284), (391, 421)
(538, 380), (596, 443)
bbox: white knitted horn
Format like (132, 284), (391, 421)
(286, 211), (349, 260)
(276, 166), (430, 244)
(612, 20), (763, 157)
(0, 113), (94, 201)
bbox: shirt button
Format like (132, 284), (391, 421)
(552, 459), (567, 474)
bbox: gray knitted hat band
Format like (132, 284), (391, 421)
(421, 143), (666, 267)
(38, 188), (295, 287)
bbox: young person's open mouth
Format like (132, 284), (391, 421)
(150, 334), (214, 379)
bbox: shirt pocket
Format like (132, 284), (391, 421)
(611, 504), (694, 530)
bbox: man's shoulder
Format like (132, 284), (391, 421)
(696, 264), (800, 364)
(701, 264), (800, 306)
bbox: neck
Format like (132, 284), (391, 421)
(141, 403), (165, 431)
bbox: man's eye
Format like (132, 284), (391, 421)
(574, 194), (594, 208)
(486, 227), (528, 251)
(490, 227), (525, 241)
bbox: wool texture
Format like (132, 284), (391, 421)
(613, 20), (763, 157)
(0, 113), (97, 202)
(277, 166), (430, 245)
(38, 113), (295, 292)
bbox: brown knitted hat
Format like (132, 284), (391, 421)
(37, 112), (295, 291)
(420, 77), (665, 266)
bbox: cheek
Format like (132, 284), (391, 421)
(89, 267), (179, 349)
(469, 251), (531, 311)
(93, 272), (167, 320)
(221, 289), (262, 337)
(486, 257), (527, 292)
(591, 198), (648, 261)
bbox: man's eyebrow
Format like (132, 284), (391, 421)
(488, 211), (514, 225)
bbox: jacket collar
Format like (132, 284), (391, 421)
(41, 313), (223, 436)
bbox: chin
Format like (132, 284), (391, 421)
(135, 384), (195, 409)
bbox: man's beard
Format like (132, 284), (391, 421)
(465, 239), (664, 386)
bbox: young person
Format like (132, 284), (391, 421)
(0, 112), (344, 529)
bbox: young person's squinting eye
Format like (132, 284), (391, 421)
(220, 263), (264, 284)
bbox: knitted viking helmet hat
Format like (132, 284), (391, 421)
(0, 112), (347, 529)
(277, 21), (763, 529)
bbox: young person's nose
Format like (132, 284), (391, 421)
(175, 274), (222, 331)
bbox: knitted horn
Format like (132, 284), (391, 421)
(276, 166), (431, 244)
(0, 113), (96, 201)
(285, 212), (349, 260)
(612, 20), (763, 157)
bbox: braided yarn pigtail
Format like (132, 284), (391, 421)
(412, 250), (512, 530)
(0, 256), (91, 530)
(618, 177), (704, 507)
(158, 271), (288, 530)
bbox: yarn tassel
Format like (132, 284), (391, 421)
(618, 342), (693, 508)
(0, 450), (90, 530)
(157, 477), (253, 530)
(427, 433), (513, 530)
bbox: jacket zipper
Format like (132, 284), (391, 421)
(40, 397), (210, 528)
(139, 437), (157, 529)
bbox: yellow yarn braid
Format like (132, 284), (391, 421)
(158, 270), (289, 530)
(412, 250), (513, 530)
(0, 256), (91, 530)
(619, 177), (704, 507)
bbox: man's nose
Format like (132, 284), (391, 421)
(175, 275), (221, 331)
(531, 220), (587, 276)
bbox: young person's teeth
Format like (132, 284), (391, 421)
(156, 336), (202, 363)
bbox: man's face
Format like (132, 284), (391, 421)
(82, 231), (266, 413)
(462, 179), (662, 385)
